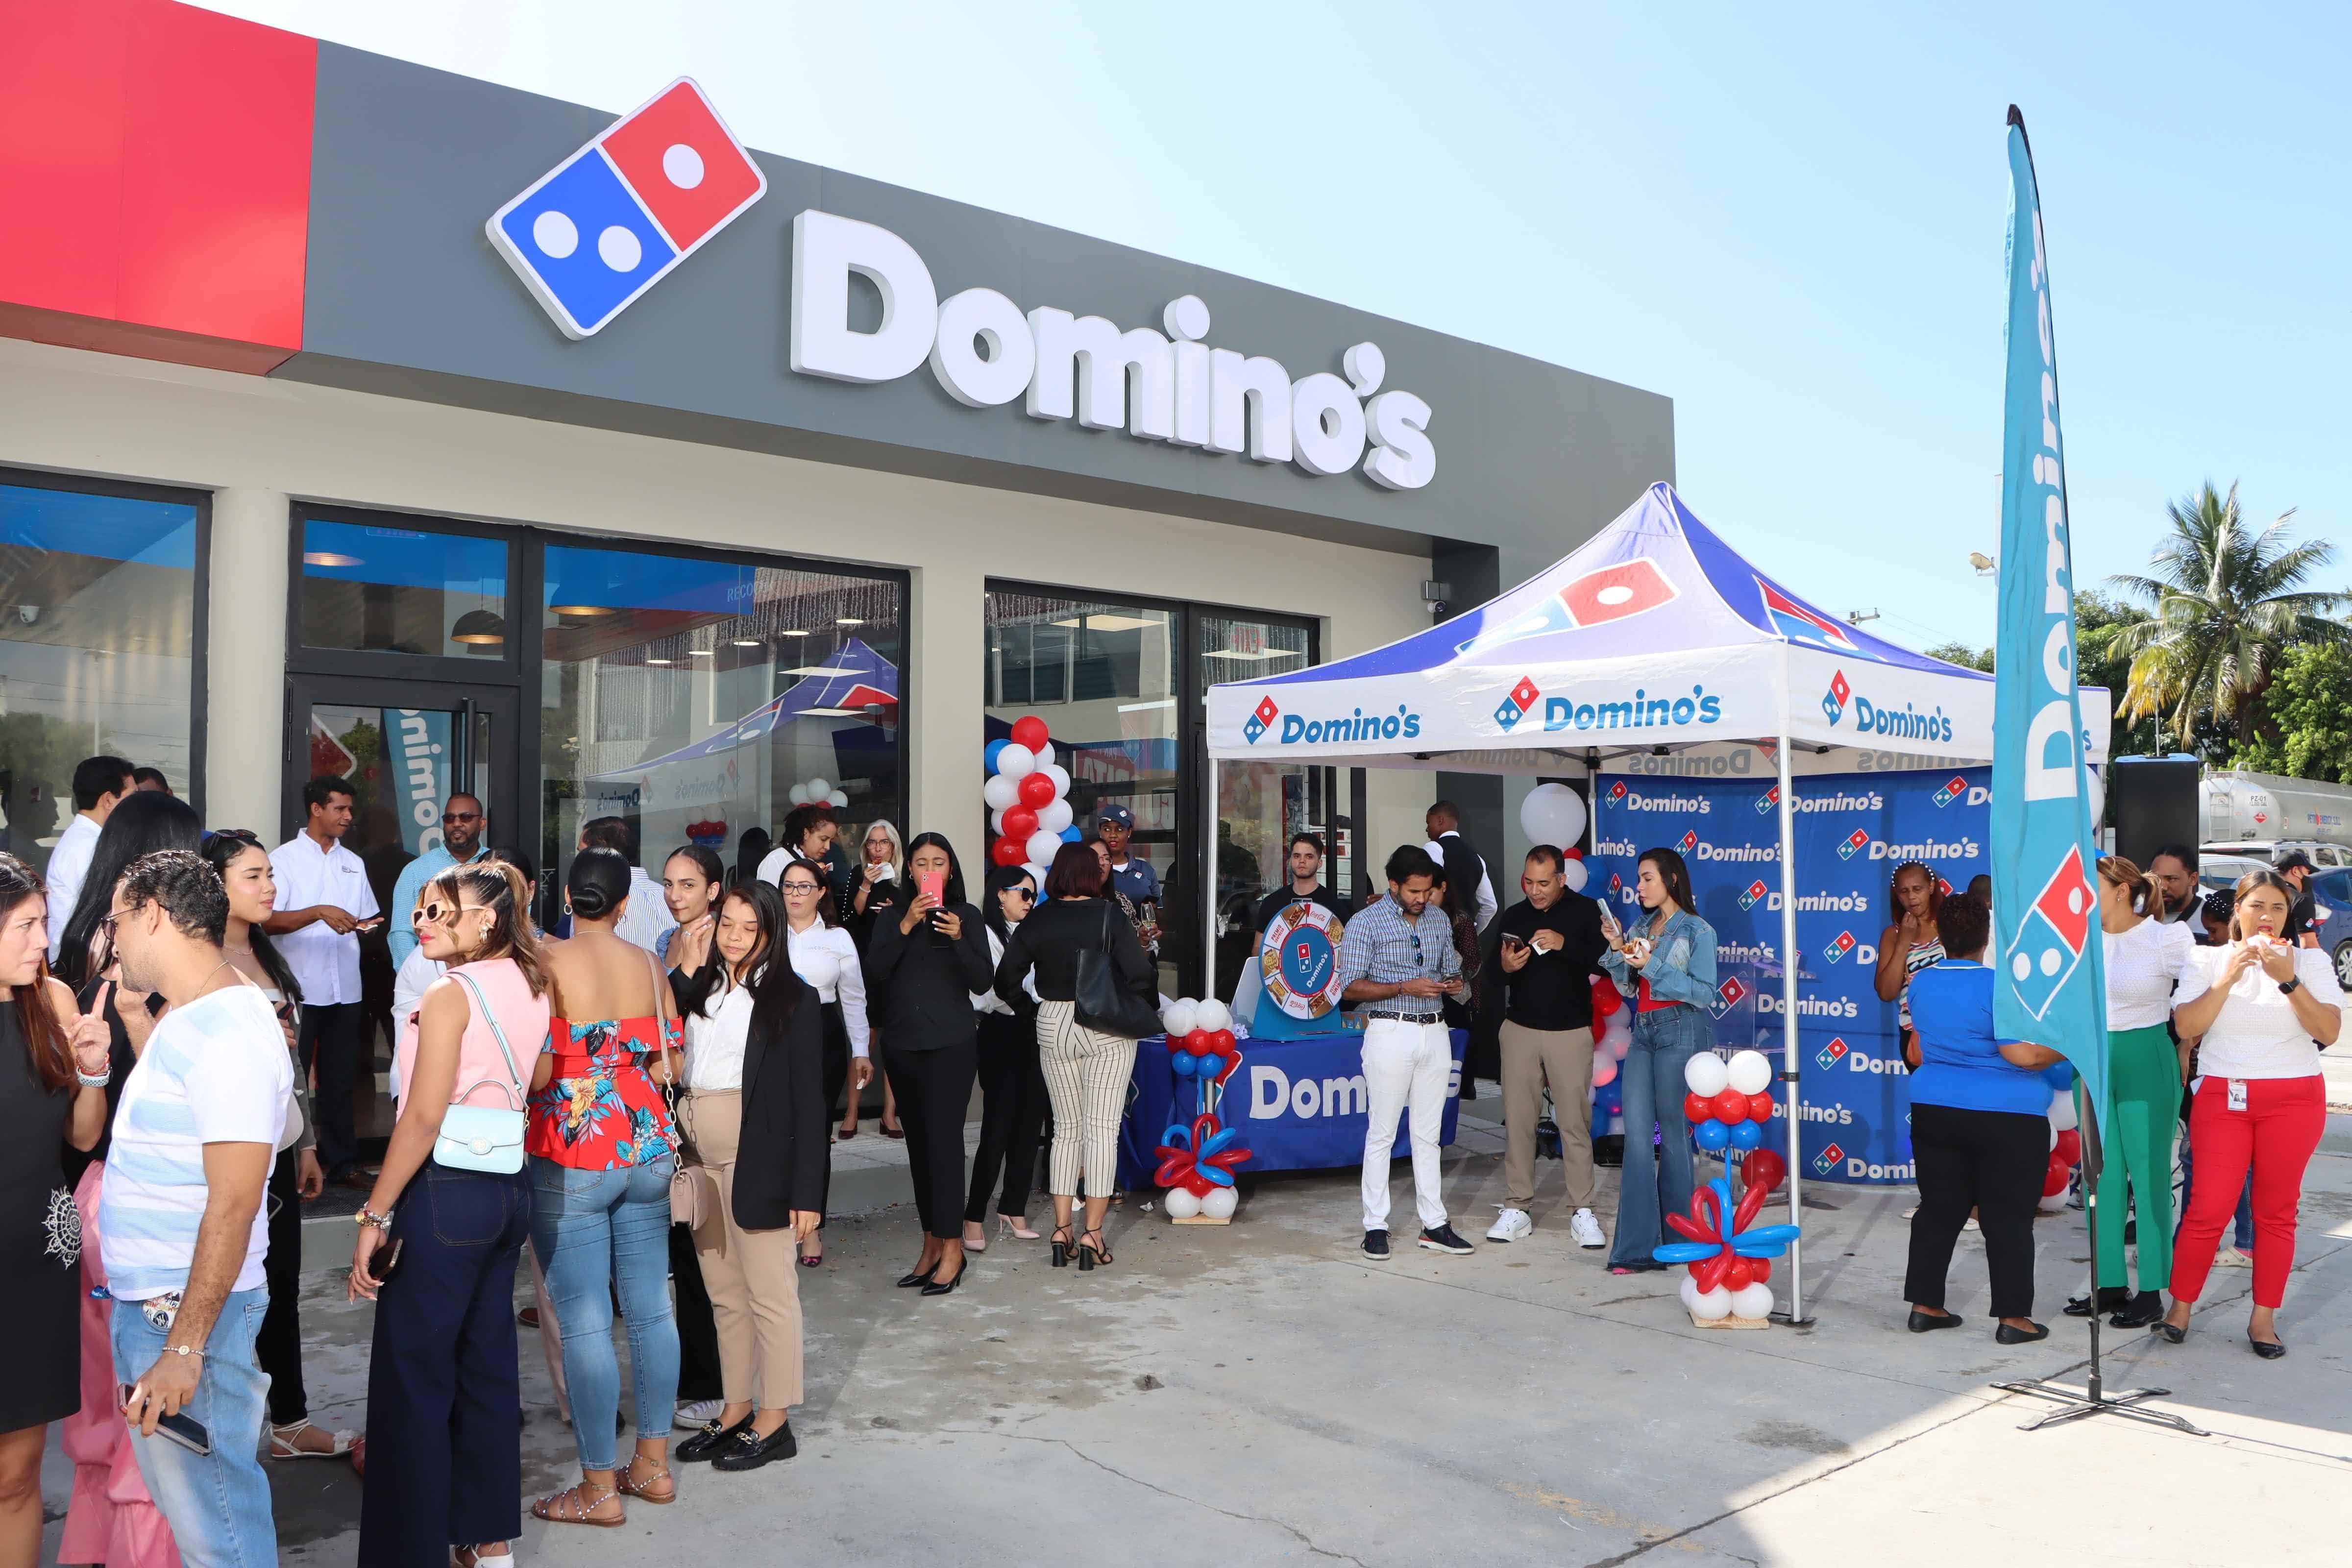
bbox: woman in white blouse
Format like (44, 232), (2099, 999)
(2156, 870), (2344, 1358)
(774, 856), (870, 1265)
(2067, 856), (2201, 1327)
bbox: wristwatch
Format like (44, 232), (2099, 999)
(2278, 976), (2303, 996)
(355, 1208), (393, 1232)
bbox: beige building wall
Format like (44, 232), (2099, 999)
(0, 336), (1438, 870)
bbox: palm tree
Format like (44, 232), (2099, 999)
(2106, 481), (2346, 750)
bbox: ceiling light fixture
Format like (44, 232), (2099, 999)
(449, 609), (508, 645)
(302, 551), (364, 567)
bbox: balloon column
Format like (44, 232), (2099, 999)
(1655, 1169), (1800, 1322)
(1681, 1049), (1777, 1155)
(984, 715), (1079, 872)
(786, 777), (851, 809)
(1155, 998), (1251, 1220)
(2040, 1084), (2082, 1213)
(1589, 975), (1630, 1107)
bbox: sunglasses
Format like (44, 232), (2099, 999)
(1005, 887), (1036, 902)
(415, 900), (485, 926)
(204, 828), (262, 847)
(441, 810), (483, 825)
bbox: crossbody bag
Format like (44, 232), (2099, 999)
(437, 970), (529, 1174)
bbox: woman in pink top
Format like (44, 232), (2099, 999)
(348, 861), (551, 1568)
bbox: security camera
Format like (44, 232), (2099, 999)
(14, 605), (36, 625)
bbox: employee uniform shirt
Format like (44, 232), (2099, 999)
(270, 832), (380, 1006)
(43, 812), (101, 962)
(1905, 961), (2051, 1116)
(686, 977), (755, 1093)
(1253, 883), (1346, 939)
(2102, 916), (2200, 1031)
(2174, 944), (2345, 1080)
(387, 843), (490, 968)
(1494, 894), (1611, 1031)
(784, 920), (870, 1055)
(100, 984), (294, 1300)
(1334, 896), (1461, 1021)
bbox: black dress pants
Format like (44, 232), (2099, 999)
(299, 1001), (365, 1178)
(816, 1001), (849, 1229)
(885, 1042), (977, 1241)
(1904, 1101), (2048, 1318)
(258, 1147), (308, 1424)
(670, 1221), (723, 1403)
(966, 1006), (1049, 1223)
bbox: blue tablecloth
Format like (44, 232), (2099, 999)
(1117, 1029), (1467, 1188)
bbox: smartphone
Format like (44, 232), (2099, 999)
(372, 1236), (405, 1286)
(1597, 904), (1622, 943)
(918, 869), (946, 906)
(355, 916), (387, 933)
(119, 1386), (212, 1456)
(1501, 932), (1528, 951)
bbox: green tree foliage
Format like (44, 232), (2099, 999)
(2231, 643), (2352, 784)
(1924, 641), (1994, 673)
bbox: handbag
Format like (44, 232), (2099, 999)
(1075, 902), (1162, 1039)
(667, 1080), (723, 1229)
(435, 971), (529, 1174)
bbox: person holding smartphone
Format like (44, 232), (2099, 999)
(267, 775), (382, 1192)
(1489, 846), (1613, 1249)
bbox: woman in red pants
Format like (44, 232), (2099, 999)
(2157, 870), (2343, 1358)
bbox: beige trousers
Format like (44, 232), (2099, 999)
(684, 1091), (805, 1410)
(1499, 1020), (1597, 1210)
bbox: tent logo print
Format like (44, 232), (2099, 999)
(1837, 828), (1869, 859)
(1755, 785), (1779, 814)
(1822, 930), (1857, 964)
(1710, 975), (1748, 1017)
(1678, 830), (1699, 853)
(1738, 879), (1768, 910)
(1814, 1036), (1849, 1071)
(1607, 781), (1628, 804)
(1932, 774), (1969, 808)
(2004, 844), (2097, 1020)
(1813, 1141), (1845, 1176)
(1821, 669), (1852, 725)
(1494, 676), (1541, 732)
(1244, 695), (1279, 745)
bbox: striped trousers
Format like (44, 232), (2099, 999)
(1036, 1000), (1138, 1200)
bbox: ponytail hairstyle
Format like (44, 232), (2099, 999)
(1886, 859), (1945, 926)
(200, 831), (302, 1007)
(431, 859), (550, 997)
(0, 854), (74, 1093)
(2094, 854), (2159, 918)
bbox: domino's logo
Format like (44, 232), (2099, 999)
(1822, 930), (1856, 964)
(1607, 781), (1628, 805)
(2004, 843), (2096, 1020)
(1812, 1141), (1845, 1176)
(1678, 830), (1699, 853)
(1244, 695), (1279, 745)
(1821, 669), (1851, 725)
(1932, 774), (1969, 808)
(1738, 879), (1768, 910)
(489, 79), (767, 339)
(1710, 975), (1749, 1017)
(1755, 785), (1779, 815)
(1494, 676), (1541, 732)
(1814, 1036), (1849, 1071)
(1836, 828), (1869, 860)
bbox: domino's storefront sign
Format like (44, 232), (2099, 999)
(1587, 767), (1994, 1184)
(489, 78), (767, 339)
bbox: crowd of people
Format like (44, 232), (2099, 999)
(1, 756), (2341, 1565)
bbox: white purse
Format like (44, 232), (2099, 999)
(433, 971), (530, 1174)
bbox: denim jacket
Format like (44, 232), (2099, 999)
(1600, 907), (1718, 1009)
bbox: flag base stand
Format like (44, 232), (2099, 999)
(1989, 1372), (2207, 1435)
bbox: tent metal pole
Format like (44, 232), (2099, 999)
(1203, 754), (1219, 1003)
(1774, 730), (1813, 1325)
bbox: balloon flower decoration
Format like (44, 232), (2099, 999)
(984, 715), (1080, 873)
(1655, 1163), (1799, 1323)
(1155, 997), (1251, 1221)
(1681, 1048), (1777, 1155)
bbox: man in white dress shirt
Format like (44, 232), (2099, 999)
(580, 816), (676, 955)
(45, 753), (136, 960)
(267, 776), (381, 1188)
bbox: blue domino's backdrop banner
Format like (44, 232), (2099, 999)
(1588, 767), (1992, 1185)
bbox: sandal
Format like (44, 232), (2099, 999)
(532, 1481), (623, 1528)
(616, 1461), (676, 1504)
(452, 1547), (514, 1567)
(270, 1418), (359, 1461)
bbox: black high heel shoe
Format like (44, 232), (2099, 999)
(1077, 1229), (1112, 1272)
(896, 1261), (938, 1288)
(922, 1254), (968, 1297)
(1050, 1226), (1075, 1268)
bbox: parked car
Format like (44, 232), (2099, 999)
(2308, 867), (2352, 989)
(2201, 838), (2351, 869)
(2196, 853), (2271, 895)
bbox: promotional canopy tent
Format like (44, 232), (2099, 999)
(1203, 482), (2110, 1320)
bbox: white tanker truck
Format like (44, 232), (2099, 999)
(2201, 768), (2352, 863)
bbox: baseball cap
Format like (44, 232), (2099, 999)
(1098, 804), (1135, 827)
(2274, 848), (2316, 873)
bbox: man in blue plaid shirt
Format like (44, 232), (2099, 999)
(1336, 845), (1475, 1260)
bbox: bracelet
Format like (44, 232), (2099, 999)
(77, 1068), (112, 1087)
(163, 1344), (204, 1360)
(355, 1209), (393, 1232)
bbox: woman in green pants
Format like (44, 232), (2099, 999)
(2067, 856), (2201, 1326)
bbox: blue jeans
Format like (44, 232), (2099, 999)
(110, 1287), (275, 1568)
(1609, 1005), (1712, 1271)
(2174, 1136), (2254, 1252)
(530, 1155), (679, 1471)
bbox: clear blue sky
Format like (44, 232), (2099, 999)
(205, 1), (2349, 653)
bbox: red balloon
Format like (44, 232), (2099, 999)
(1724, 1257), (1755, 1291)
(990, 835), (1026, 867)
(1733, 1179), (1768, 1236)
(1692, 1186), (1720, 1234)
(1693, 1251), (1731, 1294)
(1009, 715), (1050, 752)
(1712, 1088), (1749, 1125)
(1184, 1029), (1216, 1057)
(1741, 1148), (1788, 1192)
(1747, 1092), (1776, 1123)
(1018, 771), (1057, 808)
(1665, 1211), (1715, 1244)
(1682, 1092), (1712, 1125)
(1002, 805), (1039, 840)
(2054, 1129), (2081, 1166)
(1749, 1258), (1771, 1282)
(1208, 1029), (1236, 1055)
(2042, 1153), (2071, 1198)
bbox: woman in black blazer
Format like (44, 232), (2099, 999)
(862, 832), (992, 1296)
(673, 882), (829, 1474)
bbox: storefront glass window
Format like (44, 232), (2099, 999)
(299, 517), (510, 658)
(985, 589), (1180, 993)
(539, 541), (905, 902)
(1203, 615), (1318, 999)
(0, 479), (202, 875)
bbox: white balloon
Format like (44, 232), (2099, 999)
(2048, 1122), (2058, 1152)
(1726, 1050), (1773, 1096)
(2086, 766), (2105, 830)
(1683, 1052), (1730, 1098)
(1678, 1274), (1703, 1312)
(1690, 1285), (1734, 1322)
(1040, 762), (1071, 797)
(1161, 1001), (1199, 1038)
(1609, 1029), (1632, 1061)
(1560, 857), (1589, 894)
(1519, 782), (1589, 851)
(1194, 999), (1231, 1032)
(828, 791), (849, 808)
(1731, 1282), (1775, 1321)
(1036, 798), (1074, 835)
(990, 808), (1007, 836)
(1200, 1186), (1238, 1220)
(982, 774), (1021, 810)
(1163, 1186), (1202, 1219)
(2048, 1089), (2079, 1132)
(787, 784), (809, 805)
(2037, 1190), (2069, 1214)
(996, 743), (1036, 779)
(1033, 741), (1054, 771)
(805, 778), (831, 800)
(1024, 829), (1062, 866)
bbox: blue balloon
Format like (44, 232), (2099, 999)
(1733, 1240), (1790, 1258)
(1199, 1053), (1225, 1078)
(1170, 1052), (1199, 1078)
(984, 738), (1009, 773)
(1652, 1241), (1720, 1264)
(1734, 1223), (1802, 1246)
(1727, 1119), (1763, 1151)
(1059, 825), (1082, 842)
(1200, 1164), (1235, 1187)
(1692, 1118), (1731, 1152)
(1159, 1123), (1192, 1149)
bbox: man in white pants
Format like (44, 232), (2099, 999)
(1335, 845), (1473, 1260)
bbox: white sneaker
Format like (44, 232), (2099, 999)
(1568, 1208), (1606, 1249)
(674, 1399), (724, 1430)
(1485, 1207), (1533, 1243)
(2215, 1247), (2255, 1269)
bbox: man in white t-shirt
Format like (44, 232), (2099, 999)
(267, 775), (381, 1188)
(44, 753), (135, 961)
(104, 849), (293, 1566)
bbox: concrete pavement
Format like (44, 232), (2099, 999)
(46, 1098), (2352, 1567)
